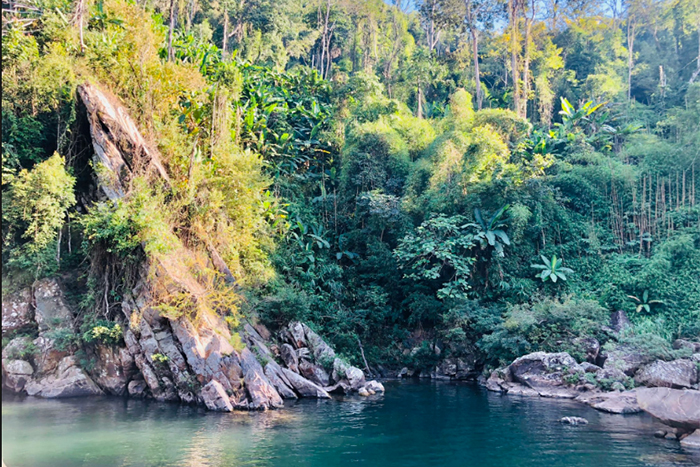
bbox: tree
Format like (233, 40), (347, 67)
(462, 0), (498, 110)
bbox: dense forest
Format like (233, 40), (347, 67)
(2, 0), (699, 376)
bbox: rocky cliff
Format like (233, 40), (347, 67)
(2, 278), (384, 410)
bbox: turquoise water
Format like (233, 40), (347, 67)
(2, 380), (699, 467)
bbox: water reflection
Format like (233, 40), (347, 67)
(3, 383), (699, 467)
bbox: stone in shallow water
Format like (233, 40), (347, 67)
(201, 380), (233, 412)
(636, 387), (700, 431)
(560, 416), (588, 425)
(681, 430), (700, 449)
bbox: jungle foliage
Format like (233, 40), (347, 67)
(2, 0), (699, 370)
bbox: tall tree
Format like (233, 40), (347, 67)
(462, 0), (497, 110)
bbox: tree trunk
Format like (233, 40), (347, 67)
(417, 84), (423, 119)
(509, 0), (520, 115)
(222, 10), (229, 57)
(471, 29), (482, 110)
(522, 3), (534, 118)
(627, 18), (635, 101)
(168, 0), (176, 61)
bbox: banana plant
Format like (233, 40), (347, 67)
(468, 205), (511, 257)
(627, 290), (664, 313)
(531, 254), (573, 283)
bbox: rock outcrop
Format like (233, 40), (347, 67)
(636, 388), (700, 432)
(634, 359), (698, 389)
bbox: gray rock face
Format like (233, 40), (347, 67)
(673, 340), (700, 353)
(576, 390), (642, 414)
(33, 279), (74, 332)
(573, 337), (600, 363)
(604, 346), (654, 376)
(635, 359), (698, 389)
(332, 358), (365, 390)
(201, 380), (233, 412)
(2, 359), (34, 392)
(610, 310), (631, 333)
(264, 361), (297, 399)
(287, 322), (307, 349)
(280, 344), (299, 373)
(25, 356), (103, 398)
(636, 388), (700, 431)
(681, 430), (700, 449)
(299, 360), (330, 387)
(509, 352), (581, 389)
(281, 367), (331, 398)
(1, 288), (33, 335)
(128, 379), (148, 397)
(302, 324), (336, 364)
(239, 348), (284, 410)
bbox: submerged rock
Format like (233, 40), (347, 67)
(560, 416), (588, 425)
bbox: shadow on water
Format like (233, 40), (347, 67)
(2, 381), (700, 467)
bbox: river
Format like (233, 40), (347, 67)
(2, 380), (699, 466)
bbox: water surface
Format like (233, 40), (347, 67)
(3, 380), (699, 467)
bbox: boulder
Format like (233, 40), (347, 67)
(33, 279), (74, 332)
(508, 352), (581, 390)
(25, 356), (103, 398)
(358, 387), (370, 396)
(680, 430), (700, 449)
(560, 416), (588, 425)
(1, 336), (35, 361)
(2, 359), (34, 392)
(576, 390), (642, 414)
(363, 380), (385, 393)
(636, 388), (700, 431)
(603, 346), (654, 376)
(239, 348), (284, 410)
(635, 359), (698, 389)
(574, 337), (600, 363)
(332, 358), (366, 390)
(32, 336), (68, 375)
(287, 322), (307, 349)
(92, 345), (130, 395)
(1, 288), (34, 336)
(127, 379), (148, 397)
(580, 362), (601, 373)
(280, 344), (299, 373)
(280, 367), (331, 398)
(264, 361), (297, 399)
(595, 367), (630, 388)
(201, 380), (233, 412)
(610, 310), (631, 333)
(299, 360), (330, 387)
(673, 340), (700, 353)
(301, 324), (336, 365)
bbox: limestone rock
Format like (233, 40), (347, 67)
(239, 348), (284, 410)
(287, 322), (307, 349)
(33, 279), (74, 332)
(299, 360), (330, 387)
(281, 367), (331, 398)
(636, 387), (700, 431)
(332, 358), (365, 390)
(560, 416), (588, 425)
(201, 380), (233, 412)
(508, 352), (581, 390)
(635, 359), (698, 389)
(302, 324), (336, 365)
(610, 310), (631, 333)
(1, 288), (33, 336)
(573, 337), (600, 363)
(603, 346), (654, 376)
(2, 359), (34, 392)
(92, 345), (130, 395)
(128, 379), (148, 397)
(576, 390), (642, 414)
(680, 430), (700, 449)
(25, 356), (103, 398)
(264, 361), (297, 399)
(280, 344), (299, 373)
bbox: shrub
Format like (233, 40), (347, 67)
(81, 320), (123, 346)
